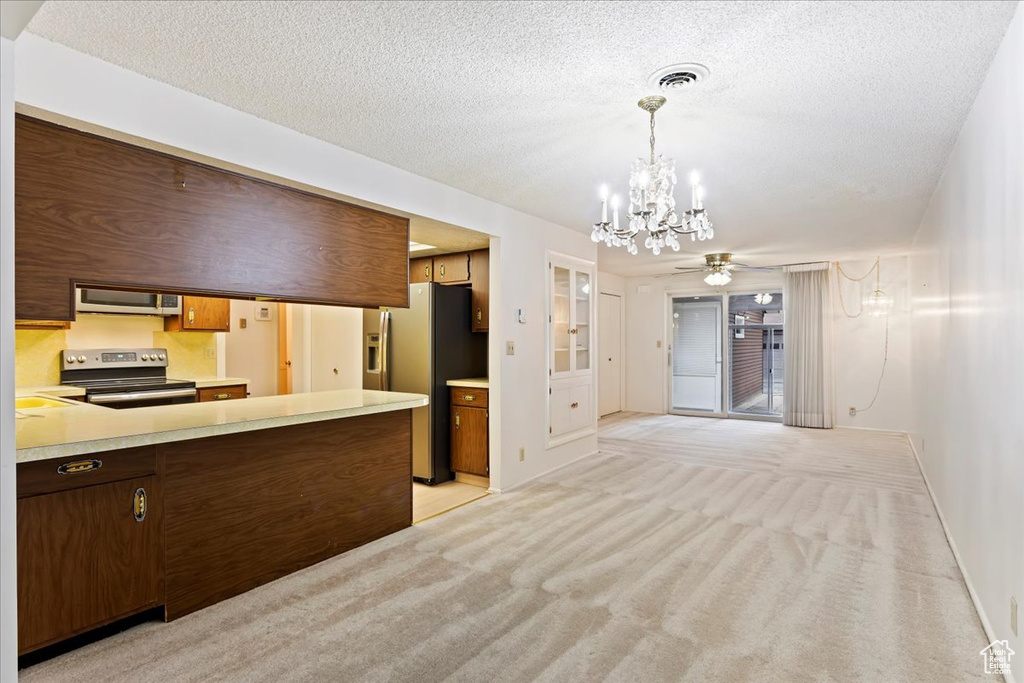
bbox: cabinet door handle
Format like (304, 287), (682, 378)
(187, 307), (196, 325)
(476, 308), (483, 323)
(213, 392), (232, 400)
(56, 459), (102, 475)
(439, 263), (446, 277)
(133, 487), (148, 522)
(455, 412), (461, 428)
(462, 394), (476, 402)
(424, 264), (431, 278)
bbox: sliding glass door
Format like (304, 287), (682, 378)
(728, 293), (784, 417)
(669, 297), (722, 413)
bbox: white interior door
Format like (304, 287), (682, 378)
(670, 298), (722, 413)
(309, 305), (363, 392)
(598, 293), (622, 416)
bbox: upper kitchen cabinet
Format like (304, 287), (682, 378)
(410, 257), (433, 284)
(469, 249), (489, 332)
(432, 253), (470, 284)
(164, 296), (231, 332)
(14, 116), (410, 321)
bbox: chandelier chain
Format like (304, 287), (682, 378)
(649, 110), (656, 164)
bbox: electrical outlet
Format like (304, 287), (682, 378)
(1012, 596), (1018, 637)
(519, 447), (525, 462)
(204, 347), (217, 359)
(849, 406), (857, 417)
(506, 341), (515, 355)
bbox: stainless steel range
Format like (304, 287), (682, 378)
(60, 347), (197, 409)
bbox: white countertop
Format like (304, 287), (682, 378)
(16, 385), (86, 398)
(186, 376), (250, 389)
(446, 378), (489, 389)
(16, 390), (428, 463)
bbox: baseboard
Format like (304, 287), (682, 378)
(905, 433), (1016, 683)
(836, 424), (907, 434)
(489, 449), (599, 494)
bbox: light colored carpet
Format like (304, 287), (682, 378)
(22, 413), (992, 682)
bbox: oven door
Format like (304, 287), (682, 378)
(87, 388), (197, 409)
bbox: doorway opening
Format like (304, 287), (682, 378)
(669, 297), (723, 414)
(728, 293), (784, 418)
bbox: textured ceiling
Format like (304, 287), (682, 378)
(26, 1), (1017, 276)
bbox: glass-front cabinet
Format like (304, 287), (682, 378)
(547, 253), (596, 446)
(549, 262), (592, 378)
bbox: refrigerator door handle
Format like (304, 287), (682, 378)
(379, 310), (391, 391)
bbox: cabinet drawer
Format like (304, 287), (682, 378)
(18, 446), (157, 498)
(197, 384), (247, 402)
(451, 387), (488, 408)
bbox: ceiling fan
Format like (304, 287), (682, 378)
(671, 253), (773, 285)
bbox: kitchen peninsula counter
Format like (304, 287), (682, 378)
(16, 389), (428, 463)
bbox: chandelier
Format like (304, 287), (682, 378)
(592, 95), (712, 255)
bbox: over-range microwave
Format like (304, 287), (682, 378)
(75, 288), (183, 317)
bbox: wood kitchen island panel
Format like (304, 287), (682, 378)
(14, 115), (409, 321)
(161, 410), (412, 620)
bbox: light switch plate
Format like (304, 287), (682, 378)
(1012, 596), (1018, 637)
(506, 341), (515, 355)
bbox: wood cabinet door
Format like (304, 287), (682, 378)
(469, 249), (489, 332)
(180, 296), (230, 331)
(17, 476), (163, 654)
(433, 253), (470, 283)
(410, 257), (433, 284)
(451, 405), (488, 475)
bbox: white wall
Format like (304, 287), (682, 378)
(225, 300), (278, 397)
(12, 34), (598, 495)
(833, 256), (912, 431)
(1, 35), (18, 683)
(909, 5), (1023, 678)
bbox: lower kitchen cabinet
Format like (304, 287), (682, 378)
(549, 377), (593, 441)
(451, 388), (488, 476)
(17, 466), (162, 654)
(197, 384), (247, 402)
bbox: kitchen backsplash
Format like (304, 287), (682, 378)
(16, 315), (217, 387)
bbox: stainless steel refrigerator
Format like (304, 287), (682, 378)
(363, 283), (487, 484)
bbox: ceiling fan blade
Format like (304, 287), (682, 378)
(732, 264), (776, 272)
(672, 267), (707, 273)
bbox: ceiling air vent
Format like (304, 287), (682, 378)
(648, 63), (710, 92)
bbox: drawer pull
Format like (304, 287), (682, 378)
(133, 487), (147, 522)
(462, 394), (476, 402)
(56, 459), (102, 475)
(213, 392), (232, 400)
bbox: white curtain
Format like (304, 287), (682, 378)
(783, 263), (835, 428)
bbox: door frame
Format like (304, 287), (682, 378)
(597, 290), (625, 416)
(665, 291), (728, 417)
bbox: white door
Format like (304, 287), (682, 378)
(309, 305), (363, 392)
(598, 293), (622, 416)
(670, 298), (722, 413)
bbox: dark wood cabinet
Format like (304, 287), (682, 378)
(197, 384), (247, 402)
(164, 296), (230, 332)
(15, 115), (409, 321)
(410, 257), (433, 283)
(451, 388), (488, 476)
(17, 468), (162, 654)
(469, 249), (489, 332)
(433, 253), (470, 284)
